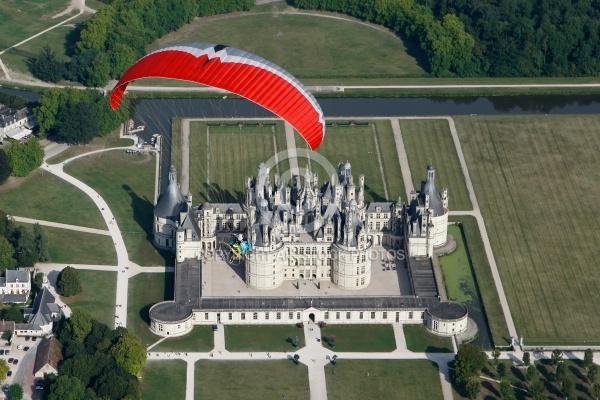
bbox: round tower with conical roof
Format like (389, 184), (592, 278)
(153, 166), (186, 250)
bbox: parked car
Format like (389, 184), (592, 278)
(23, 347), (29, 351)
(31, 337), (37, 342)
(35, 385), (43, 390)
(0, 350), (4, 355)
(25, 336), (30, 342)
(13, 359), (18, 365)
(6, 371), (11, 377)
(2, 384), (8, 391)
(5, 350), (9, 355)
(16, 345), (22, 350)
(7, 358), (13, 364)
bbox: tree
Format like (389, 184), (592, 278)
(12, 226), (40, 267)
(584, 349), (594, 370)
(32, 223), (49, 262)
(529, 378), (546, 400)
(497, 362), (507, 379)
(57, 266), (82, 297)
(593, 383), (600, 400)
(0, 359), (9, 381)
(466, 379), (480, 400)
(109, 331), (147, 376)
(562, 376), (574, 399)
(453, 343), (488, 387)
(492, 349), (501, 366)
(32, 272), (44, 295)
(66, 309), (92, 342)
(589, 364), (599, 384)
(526, 364), (537, 382)
(4, 139), (44, 177)
(500, 379), (512, 399)
(0, 149), (11, 185)
(1, 330), (11, 343)
(2, 304), (23, 323)
(522, 351), (531, 366)
(551, 349), (563, 366)
(556, 362), (567, 383)
(55, 101), (99, 144)
(0, 237), (16, 270)
(48, 375), (88, 400)
(8, 384), (23, 400)
(29, 45), (63, 83)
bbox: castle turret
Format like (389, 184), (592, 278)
(153, 166), (185, 251)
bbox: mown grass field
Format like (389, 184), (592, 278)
(455, 114), (600, 344)
(403, 324), (453, 353)
(320, 324), (396, 352)
(142, 360), (187, 400)
(186, 122), (289, 203)
(151, 326), (213, 352)
(47, 128), (134, 165)
(148, 5), (424, 80)
(66, 150), (172, 266)
(326, 360), (443, 400)
(127, 272), (173, 347)
(0, 0), (72, 52)
(62, 270), (117, 327)
(225, 325), (305, 352)
(310, 121), (405, 202)
(400, 119), (472, 210)
(0, 172), (105, 229)
(195, 360), (310, 400)
(40, 225), (116, 265)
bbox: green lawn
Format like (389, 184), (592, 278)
(326, 360), (443, 400)
(44, 225), (116, 265)
(320, 325), (396, 352)
(127, 272), (173, 347)
(141, 360), (187, 400)
(455, 114), (600, 345)
(47, 129), (134, 165)
(225, 325), (305, 352)
(62, 270), (117, 327)
(439, 225), (493, 349)
(400, 119), (472, 210)
(310, 121), (404, 202)
(149, 9), (424, 80)
(402, 324), (453, 353)
(449, 217), (510, 348)
(151, 326), (213, 352)
(185, 122), (289, 203)
(0, 0), (72, 51)
(0, 172), (106, 229)
(66, 150), (172, 266)
(195, 360), (310, 400)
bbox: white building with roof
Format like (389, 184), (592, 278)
(148, 161), (461, 337)
(0, 270), (31, 303)
(0, 106), (37, 143)
(17, 288), (61, 336)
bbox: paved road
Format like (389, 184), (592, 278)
(390, 118), (414, 199)
(11, 216), (111, 236)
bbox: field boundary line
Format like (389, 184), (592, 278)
(390, 119), (414, 199)
(371, 123), (389, 200)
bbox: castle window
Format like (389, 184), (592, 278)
(276, 312), (281, 320)
(356, 279), (359, 286)
(299, 259), (305, 266)
(359, 312), (363, 320)
(241, 313), (246, 320)
(421, 312), (424, 319)
(336, 312), (340, 320)
(376, 222), (380, 230)
(265, 312), (270, 320)
(409, 311), (413, 319)
(371, 312), (376, 319)
(228, 313), (232, 320)
(297, 312), (301, 319)
(361, 277), (365, 285)
(204, 313), (209, 320)
(299, 247), (304, 255)
(361, 265), (365, 273)
(346, 312), (350, 319)
(361, 255), (365, 263)
(312, 247), (317, 254)
(356, 266), (359, 274)
(253, 313), (257, 320)
(327, 259), (331, 266)
(382, 312), (387, 319)
(289, 312), (293, 319)
(324, 312), (329, 319)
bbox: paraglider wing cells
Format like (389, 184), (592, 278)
(110, 43), (325, 149)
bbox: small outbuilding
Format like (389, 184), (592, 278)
(33, 337), (63, 378)
(424, 300), (468, 336)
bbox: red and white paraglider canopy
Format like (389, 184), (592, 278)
(110, 43), (325, 150)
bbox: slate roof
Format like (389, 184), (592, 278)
(5, 270), (30, 283)
(416, 164), (444, 216)
(154, 166), (185, 218)
(25, 288), (60, 330)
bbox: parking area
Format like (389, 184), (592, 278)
(0, 335), (43, 399)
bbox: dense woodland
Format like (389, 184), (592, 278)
(0, 210), (49, 270)
(46, 311), (147, 400)
(293, 0), (600, 77)
(37, 0), (254, 86)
